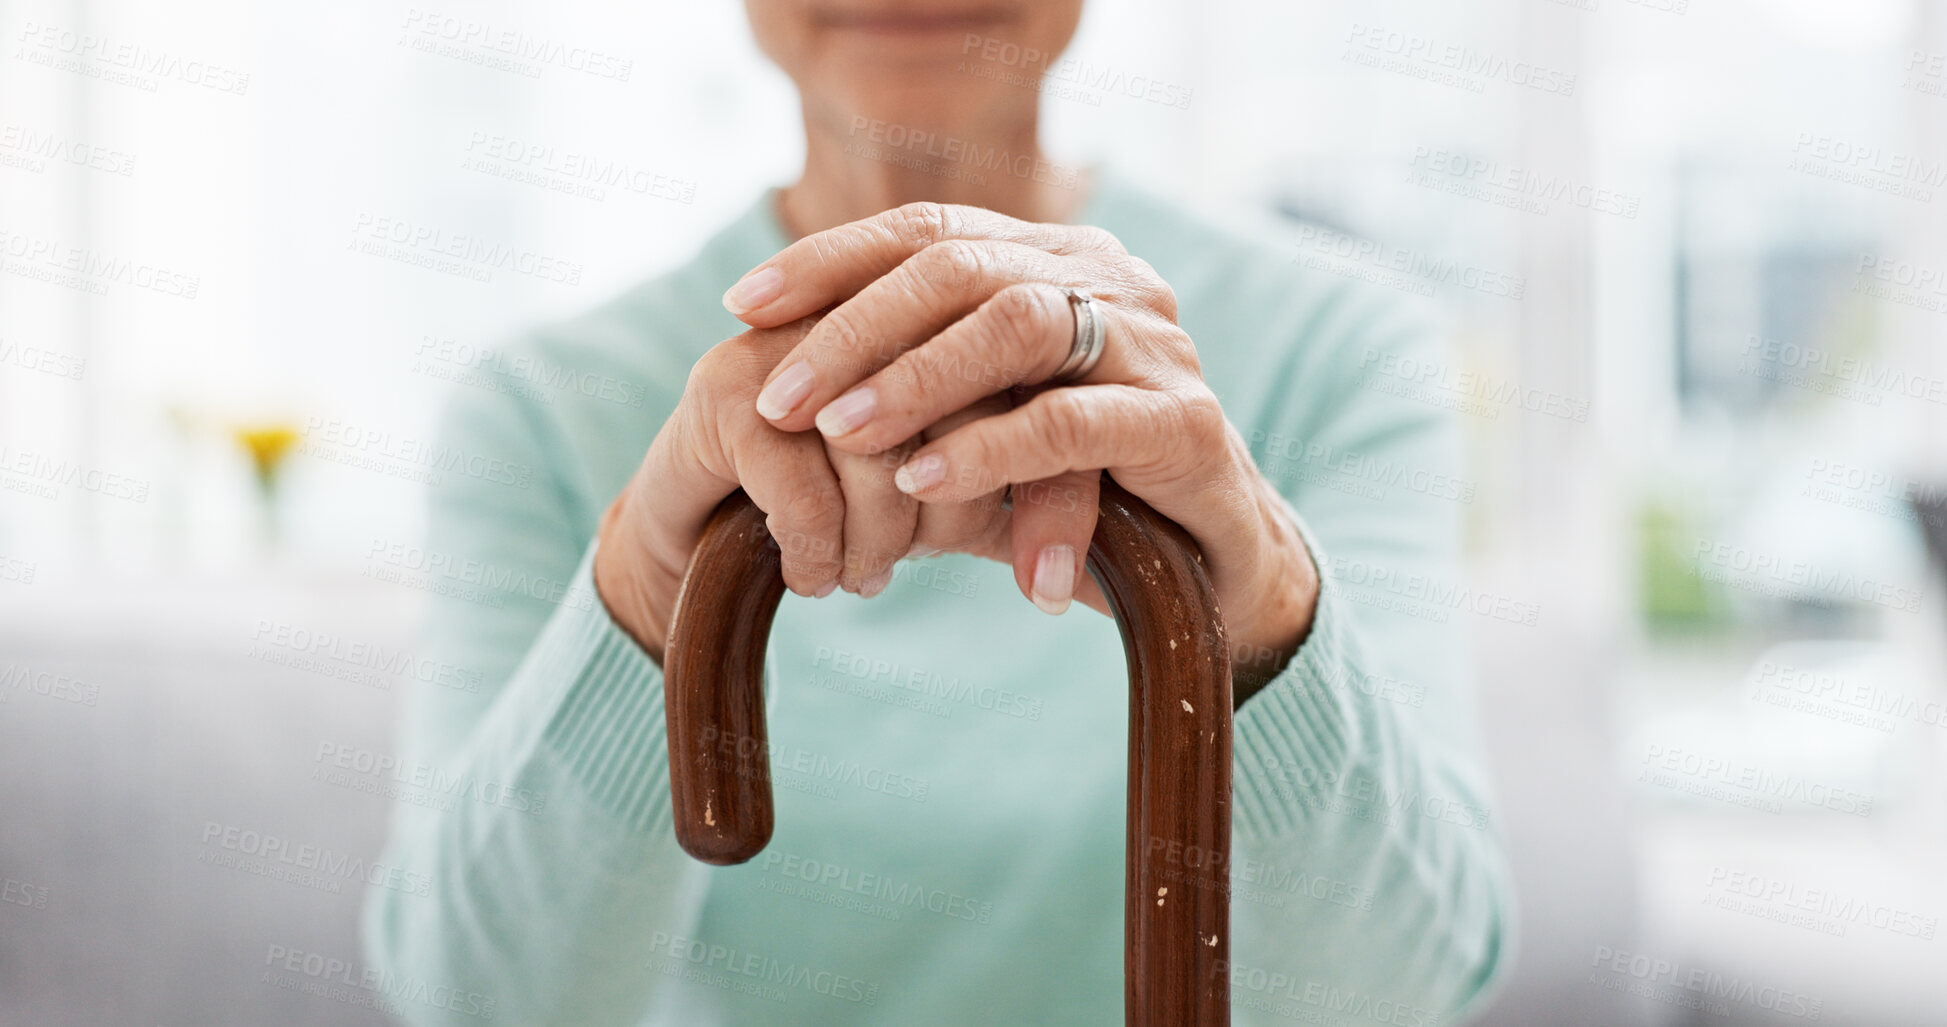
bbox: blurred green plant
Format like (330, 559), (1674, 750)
(1637, 494), (1726, 634)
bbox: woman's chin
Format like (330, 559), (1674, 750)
(821, 75), (1014, 130)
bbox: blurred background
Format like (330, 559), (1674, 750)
(3, 0), (1944, 1023)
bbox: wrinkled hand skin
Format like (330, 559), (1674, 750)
(595, 315), (1035, 667)
(601, 202), (1320, 690)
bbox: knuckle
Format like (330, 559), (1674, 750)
(1184, 382), (1226, 424)
(1121, 255), (1177, 319)
(889, 202), (951, 248)
(1147, 280), (1180, 322)
(679, 353), (743, 458)
(1035, 391), (1091, 456)
(1068, 225), (1124, 255)
(916, 239), (989, 293)
(689, 333), (788, 405)
(772, 520), (836, 574)
(783, 486), (843, 535)
(1142, 319), (1201, 377)
(1171, 322), (1202, 365)
(686, 343), (734, 394)
(1162, 385), (1226, 454)
(985, 285), (1055, 379)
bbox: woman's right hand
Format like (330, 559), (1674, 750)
(592, 316), (1013, 665)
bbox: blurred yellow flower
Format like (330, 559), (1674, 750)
(232, 423), (300, 493)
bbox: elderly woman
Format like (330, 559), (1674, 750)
(364, 2), (1512, 1024)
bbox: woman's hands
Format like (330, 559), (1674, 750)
(598, 201), (1322, 687)
(723, 202), (1322, 684)
(594, 316), (1026, 665)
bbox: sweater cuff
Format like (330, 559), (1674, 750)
(1230, 496), (1359, 839)
(535, 541), (676, 836)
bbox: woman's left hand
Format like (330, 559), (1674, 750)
(723, 202), (1320, 684)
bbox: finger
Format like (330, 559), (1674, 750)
(753, 239), (1079, 433)
(892, 383), (1220, 506)
(829, 440), (917, 597)
(687, 322), (848, 596)
(641, 324), (818, 547)
(908, 395), (1012, 556)
(727, 428), (848, 596)
(723, 201), (1123, 326)
(1009, 469), (1103, 616)
(816, 282), (1139, 456)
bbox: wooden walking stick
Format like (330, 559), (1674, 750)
(663, 476), (1232, 1026)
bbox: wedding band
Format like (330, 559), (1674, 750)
(1053, 287), (1106, 383)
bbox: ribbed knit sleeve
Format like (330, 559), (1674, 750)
(538, 570), (681, 835)
(360, 377), (711, 1027)
(1213, 291), (1514, 1027)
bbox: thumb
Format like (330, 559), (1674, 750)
(1008, 469), (1107, 617)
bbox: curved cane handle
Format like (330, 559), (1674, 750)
(663, 476), (1232, 1026)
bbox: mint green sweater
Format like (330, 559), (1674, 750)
(362, 170), (1513, 1026)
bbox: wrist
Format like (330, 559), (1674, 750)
(1225, 475), (1320, 700)
(592, 490), (684, 668)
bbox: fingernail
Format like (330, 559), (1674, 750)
(813, 580), (838, 598)
(815, 387), (877, 437)
(1031, 544), (1075, 615)
(723, 266), (783, 315)
(755, 361), (815, 420)
(894, 453), (945, 494)
(905, 543), (938, 559)
(861, 568), (894, 598)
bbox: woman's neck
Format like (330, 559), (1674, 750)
(776, 101), (1088, 239)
